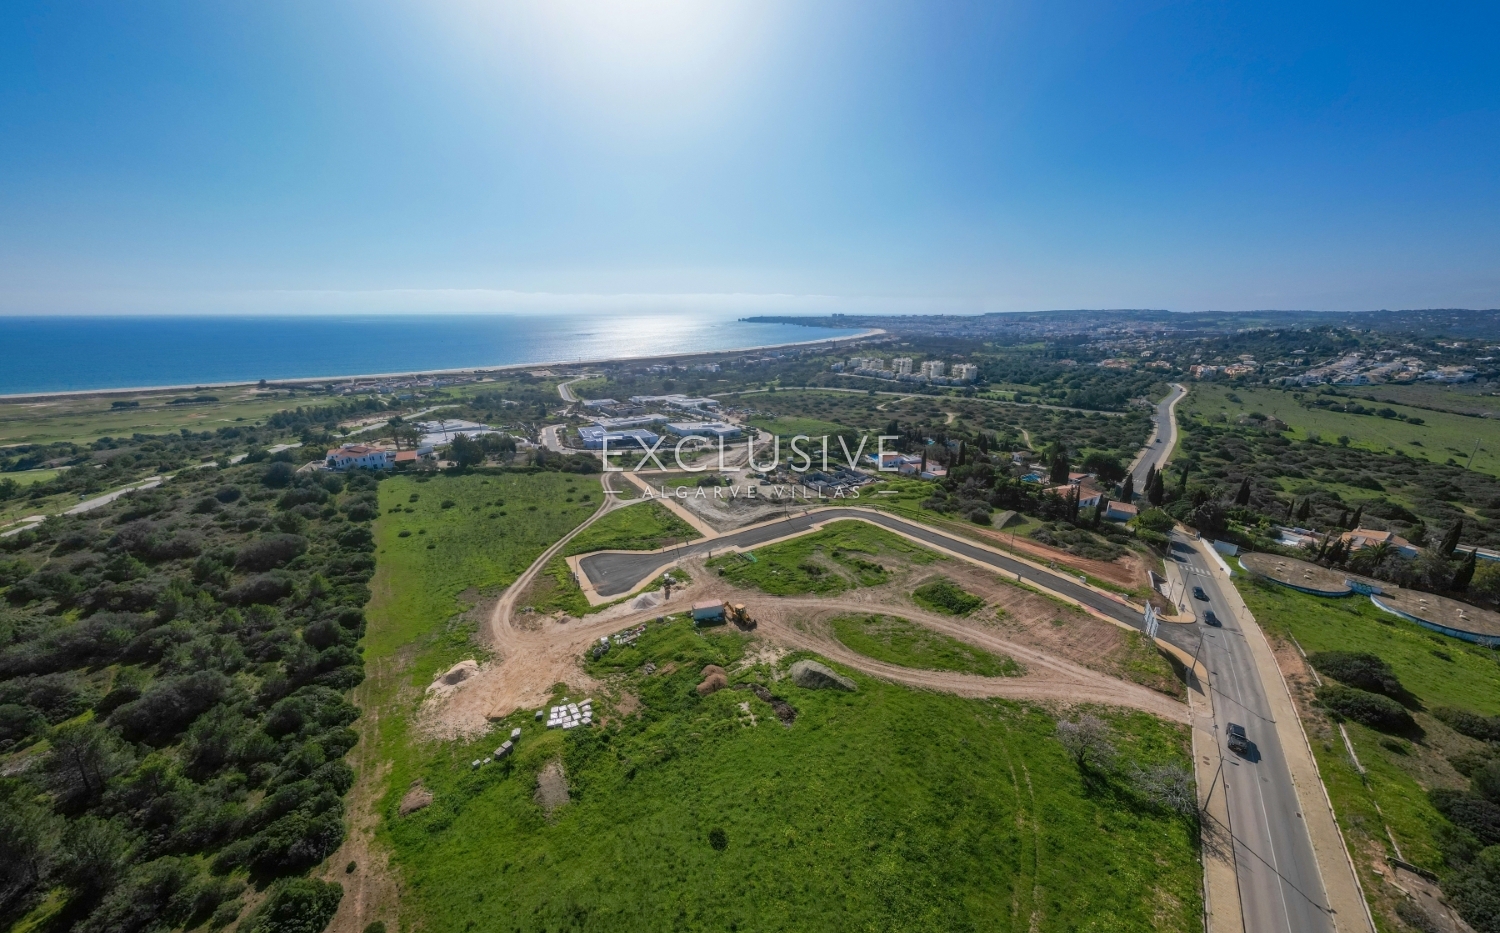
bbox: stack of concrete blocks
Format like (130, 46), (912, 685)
(546, 697), (594, 729)
(493, 727), (523, 762)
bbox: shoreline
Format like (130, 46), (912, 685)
(0, 327), (886, 403)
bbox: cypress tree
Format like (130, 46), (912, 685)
(1069, 486), (1080, 523)
(1453, 548), (1477, 592)
(1050, 450), (1070, 485)
(1439, 519), (1464, 557)
(1094, 495), (1109, 529)
(1296, 499), (1311, 522)
(1337, 509), (1349, 528)
(1285, 498), (1295, 519)
(1178, 464), (1190, 493)
(1144, 465), (1156, 495)
(1234, 477), (1251, 507)
(1148, 471), (1165, 506)
(1350, 505), (1364, 530)
(1121, 474), (1134, 504)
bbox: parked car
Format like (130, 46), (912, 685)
(1202, 610), (1221, 627)
(1193, 586), (1208, 601)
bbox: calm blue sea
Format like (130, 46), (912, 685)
(0, 313), (862, 395)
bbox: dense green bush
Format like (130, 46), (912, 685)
(1437, 707), (1500, 743)
(1307, 651), (1409, 702)
(1315, 684), (1416, 733)
(1432, 788), (1500, 847)
(244, 877), (343, 933)
(0, 455), (374, 932)
(911, 578), (985, 615)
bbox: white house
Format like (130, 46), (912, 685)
(326, 444), (396, 471)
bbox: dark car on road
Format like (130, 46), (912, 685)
(1227, 722), (1250, 755)
(1193, 586), (1208, 601)
(1202, 610), (1221, 627)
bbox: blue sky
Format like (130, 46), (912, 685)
(2, 0), (1498, 314)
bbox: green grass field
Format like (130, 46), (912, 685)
(562, 500), (699, 557)
(709, 520), (939, 596)
(831, 612), (1022, 676)
(0, 387), (326, 446)
(1242, 576), (1500, 716)
(366, 470), (599, 658)
(380, 620), (1203, 933)
(1239, 576), (1500, 903)
(1189, 383), (1500, 477)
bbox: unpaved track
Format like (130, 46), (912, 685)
(757, 597), (1187, 722)
(433, 548), (1186, 736)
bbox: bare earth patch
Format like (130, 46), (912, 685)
(535, 759), (570, 813)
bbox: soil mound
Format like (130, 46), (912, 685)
(736, 683), (797, 726)
(398, 781), (433, 816)
(789, 659), (856, 692)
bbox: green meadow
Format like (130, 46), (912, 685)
(830, 612), (1022, 676)
(380, 621), (1202, 933)
(1239, 576), (1500, 895)
(562, 500), (699, 556)
(1189, 383), (1500, 477)
(708, 520), (939, 596)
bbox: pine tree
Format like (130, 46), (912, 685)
(1234, 477), (1251, 507)
(1121, 474), (1134, 504)
(1439, 519), (1464, 557)
(1453, 548), (1477, 592)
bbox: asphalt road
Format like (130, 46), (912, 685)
(1128, 382), (1185, 488)
(1170, 532), (1334, 933)
(580, 506), (1154, 628)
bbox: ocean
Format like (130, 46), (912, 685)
(0, 312), (863, 395)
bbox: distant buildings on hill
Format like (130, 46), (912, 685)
(834, 356), (979, 385)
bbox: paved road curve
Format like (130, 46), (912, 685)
(580, 506), (1156, 628)
(1128, 382), (1185, 488)
(1170, 532), (1335, 933)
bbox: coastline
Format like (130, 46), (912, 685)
(0, 327), (885, 403)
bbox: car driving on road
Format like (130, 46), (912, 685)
(1202, 610), (1220, 626)
(1227, 722), (1250, 755)
(1193, 586), (1208, 601)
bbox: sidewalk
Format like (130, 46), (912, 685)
(1192, 540), (1377, 933)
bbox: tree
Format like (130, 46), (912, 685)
(1080, 452), (1125, 484)
(1453, 549), (1478, 592)
(1120, 474), (1134, 504)
(59, 816), (130, 897)
(1130, 763), (1197, 819)
(1056, 714), (1115, 772)
(244, 877), (343, 933)
(1349, 505), (1364, 530)
(1472, 561), (1500, 604)
(1189, 500), (1227, 535)
(46, 722), (127, 802)
(1093, 495), (1109, 529)
(1147, 471), (1165, 506)
(1336, 509), (1350, 528)
(1445, 844), (1500, 933)
(1049, 449), (1070, 485)
(1296, 499), (1312, 522)
(1234, 477), (1251, 506)
(1440, 519), (1465, 557)
(448, 433), (485, 468)
(1177, 464), (1190, 494)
